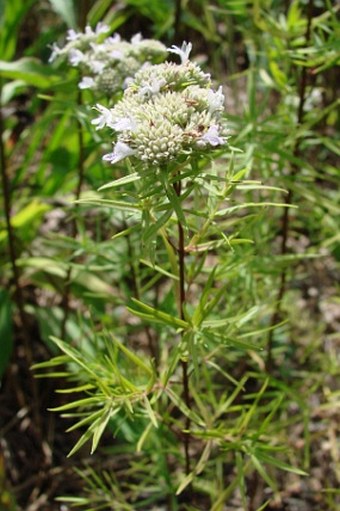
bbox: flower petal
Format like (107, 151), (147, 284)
(167, 41), (192, 63)
(103, 142), (136, 164)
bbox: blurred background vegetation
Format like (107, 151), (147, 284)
(0, 1), (339, 510)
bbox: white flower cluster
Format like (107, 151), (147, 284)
(93, 42), (227, 167)
(49, 24), (167, 95)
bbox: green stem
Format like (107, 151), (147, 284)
(266, 0), (314, 372)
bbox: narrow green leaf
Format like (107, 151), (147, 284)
(128, 298), (189, 329)
(216, 202), (298, 217)
(76, 198), (141, 212)
(213, 375), (248, 421)
(0, 58), (60, 87)
(49, 396), (103, 412)
(140, 258), (179, 281)
(50, 337), (100, 379)
(67, 428), (94, 457)
(137, 421), (153, 452)
(142, 208), (173, 243)
(203, 330), (261, 351)
(256, 451), (309, 476)
(98, 172), (141, 191)
(91, 406), (118, 453)
(110, 335), (153, 376)
(159, 170), (187, 228)
(48, 0), (77, 28)
(251, 454), (277, 492)
(165, 388), (205, 427)
(143, 396), (158, 428)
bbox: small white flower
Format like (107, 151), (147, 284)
(167, 41), (192, 63)
(131, 33), (143, 45)
(90, 41), (104, 52)
(89, 60), (106, 73)
(103, 141), (136, 164)
(207, 86), (224, 113)
(109, 49), (124, 60)
(198, 125), (225, 147)
(68, 48), (85, 66)
(112, 117), (137, 132)
(79, 76), (95, 89)
(107, 34), (121, 44)
(91, 104), (114, 129)
(48, 42), (61, 62)
(95, 22), (110, 34)
(85, 25), (95, 36)
(66, 29), (79, 42)
(123, 77), (134, 89)
(139, 78), (166, 98)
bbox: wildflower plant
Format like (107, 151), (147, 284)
(32, 36), (309, 508)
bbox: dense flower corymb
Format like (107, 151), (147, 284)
(49, 25), (167, 95)
(94, 42), (227, 166)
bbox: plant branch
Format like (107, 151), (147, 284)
(266, 0), (314, 372)
(173, 179), (191, 476)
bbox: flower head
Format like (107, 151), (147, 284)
(167, 41), (193, 64)
(49, 27), (167, 97)
(96, 42), (227, 167)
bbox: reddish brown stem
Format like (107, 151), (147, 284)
(173, 179), (191, 476)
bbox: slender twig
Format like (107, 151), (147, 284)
(173, 179), (191, 476)
(266, 0), (314, 372)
